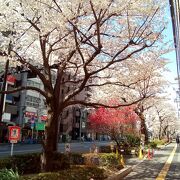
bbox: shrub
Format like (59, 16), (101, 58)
(0, 168), (19, 180)
(0, 152), (70, 175)
(82, 153), (121, 168)
(125, 135), (140, 147)
(49, 152), (70, 171)
(99, 145), (112, 153)
(149, 139), (165, 149)
(83, 153), (99, 166)
(149, 141), (157, 149)
(12, 153), (41, 174)
(99, 153), (119, 168)
(153, 139), (165, 145)
(21, 166), (107, 180)
(0, 158), (13, 170)
(69, 153), (84, 165)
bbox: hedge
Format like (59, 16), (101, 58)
(0, 153), (71, 175)
(21, 166), (107, 180)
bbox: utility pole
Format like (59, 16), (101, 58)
(0, 59), (9, 121)
(0, 35), (12, 122)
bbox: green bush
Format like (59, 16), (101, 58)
(149, 139), (165, 149)
(83, 153), (120, 168)
(21, 166), (107, 180)
(153, 139), (165, 145)
(69, 153), (84, 165)
(148, 141), (157, 149)
(0, 168), (19, 180)
(0, 152), (70, 175)
(125, 135), (140, 147)
(0, 158), (13, 170)
(99, 153), (119, 168)
(12, 153), (41, 174)
(83, 153), (99, 166)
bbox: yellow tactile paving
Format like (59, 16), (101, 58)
(156, 144), (177, 180)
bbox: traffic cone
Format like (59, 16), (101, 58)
(147, 149), (152, 160)
(138, 147), (143, 159)
(120, 154), (125, 167)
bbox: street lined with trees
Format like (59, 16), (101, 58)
(0, 0), (177, 176)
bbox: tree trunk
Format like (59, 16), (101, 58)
(139, 113), (148, 144)
(158, 124), (162, 140)
(41, 104), (60, 172)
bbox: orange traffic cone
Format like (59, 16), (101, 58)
(147, 149), (152, 160)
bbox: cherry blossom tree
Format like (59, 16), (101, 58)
(0, 0), (166, 171)
(153, 103), (176, 140)
(89, 105), (139, 150)
(90, 50), (169, 143)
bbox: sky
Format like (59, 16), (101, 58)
(162, 1), (179, 110)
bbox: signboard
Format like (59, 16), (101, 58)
(25, 112), (37, 118)
(6, 75), (16, 85)
(41, 115), (47, 121)
(8, 126), (20, 156)
(10, 140), (17, 143)
(35, 122), (45, 131)
(8, 126), (21, 142)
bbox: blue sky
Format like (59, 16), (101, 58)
(164, 2), (177, 80)
(161, 1), (179, 107)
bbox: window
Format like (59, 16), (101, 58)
(26, 95), (41, 108)
(27, 80), (40, 88)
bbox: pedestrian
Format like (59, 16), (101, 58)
(176, 136), (179, 145)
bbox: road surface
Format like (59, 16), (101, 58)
(124, 143), (180, 180)
(0, 141), (110, 157)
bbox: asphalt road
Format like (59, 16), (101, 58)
(124, 143), (179, 180)
(166, 144), (180, 180)
(0, 141), (110, 157)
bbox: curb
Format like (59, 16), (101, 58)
(105, 166), (133, 180)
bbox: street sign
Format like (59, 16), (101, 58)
(10, 140), (17, 143)
(8, 126), (21, 142)
(8, 126), (20, 156)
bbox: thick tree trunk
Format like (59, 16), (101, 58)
(41, 104), (60, 172)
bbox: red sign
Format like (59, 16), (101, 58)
(8, 126), (21, 142)
(41, 115), (47, 121)
(6, 75), (16, 85)
(25, 112), (37, 118)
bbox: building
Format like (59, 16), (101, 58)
(0, 65), (91, 142)
(58, 73), (90, 141)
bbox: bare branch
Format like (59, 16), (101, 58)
(0, 86), (47, 98)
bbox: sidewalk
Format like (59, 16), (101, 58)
(123, 143), (175, 179)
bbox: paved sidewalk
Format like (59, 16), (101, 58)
(124, 155), (142, 166)
(123, 143), (175, 180)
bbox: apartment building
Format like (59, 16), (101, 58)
(59, 73), (90, 141)
(0, 65), (91, 141)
